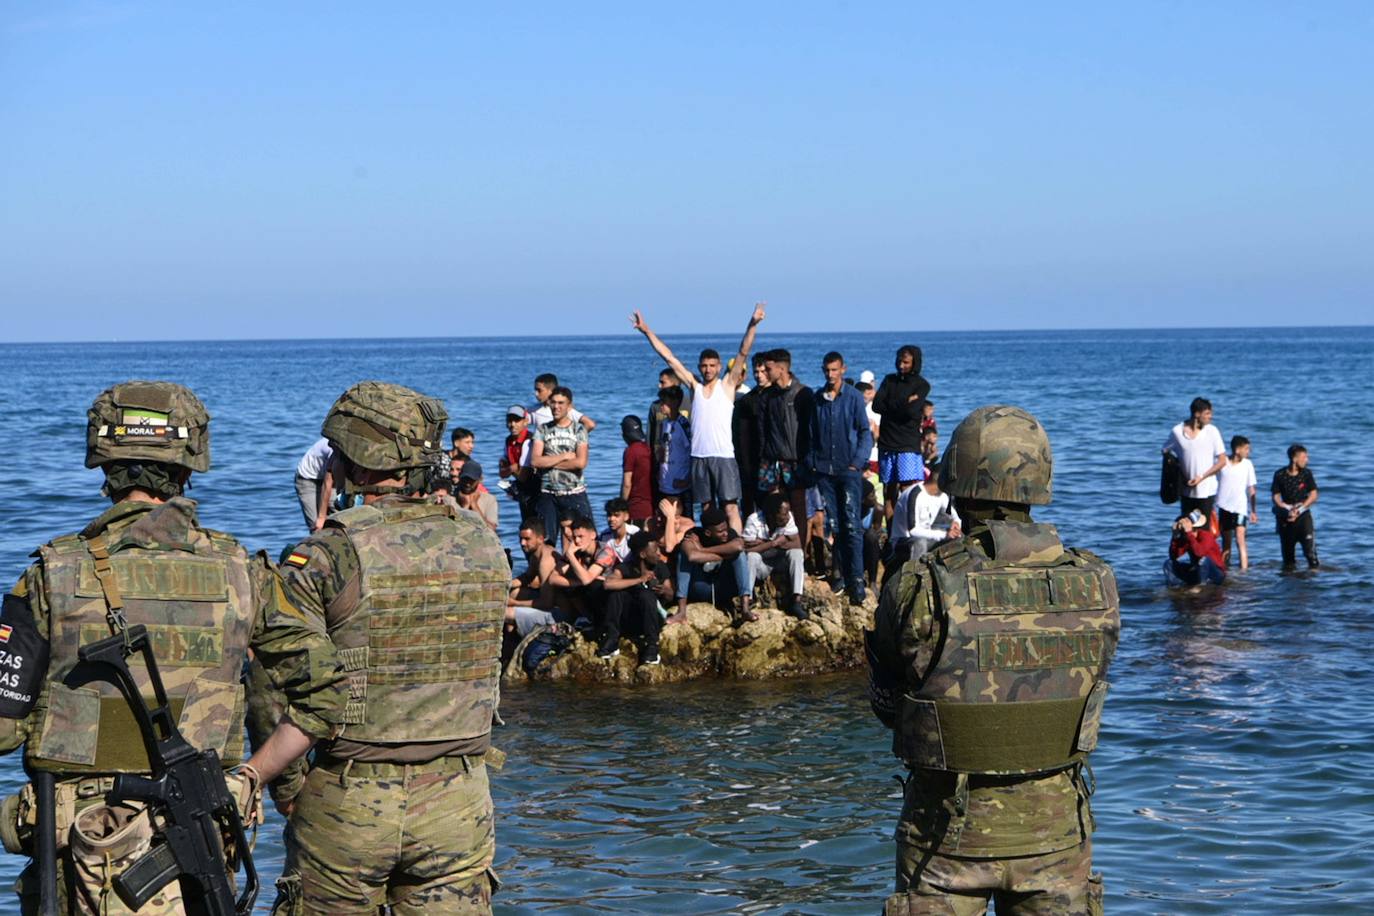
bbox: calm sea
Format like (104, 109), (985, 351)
(1, 327), (1371, 913)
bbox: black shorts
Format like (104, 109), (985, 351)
(1218, 509), (1246, 532)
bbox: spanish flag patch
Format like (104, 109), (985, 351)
(285, 552), (310, 568)
(0, 624), (11, 643)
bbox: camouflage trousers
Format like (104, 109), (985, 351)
(275, 755), (497, 915)
(886, 840), (1103, 916)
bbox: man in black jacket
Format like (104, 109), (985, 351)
(757, 349), (814, 556)
(872, 344), (931, 531)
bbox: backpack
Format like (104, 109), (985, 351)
(1160, 452), (1182, 504)
(518, 622), (576, 677)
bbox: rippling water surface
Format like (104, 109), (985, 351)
(1, 327), (1371, 912)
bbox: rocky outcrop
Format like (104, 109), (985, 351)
(503, 579), (875, 686)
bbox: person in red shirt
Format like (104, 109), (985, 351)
(500, 405), (536, 521)
(620, 415), (654, 528)
(1169, 510), (1227, 586)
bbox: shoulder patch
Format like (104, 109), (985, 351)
(285, 551), (310, 568)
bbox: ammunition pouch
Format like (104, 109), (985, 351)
(70, 799), (181, 915)
(0, 790), (28, 855)
(1, 777), (103, 856)
(269, 872), (303, 916)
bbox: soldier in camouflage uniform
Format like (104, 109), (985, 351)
(0, 381), (345, 915)
(246, 381), (509, 915)
(866, 405), (1120, 916)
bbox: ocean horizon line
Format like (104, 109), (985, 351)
(3, 322), (1371, 347)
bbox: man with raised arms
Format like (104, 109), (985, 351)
(631, 303), (766, 536)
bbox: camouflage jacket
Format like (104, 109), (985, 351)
(869, 521), (1108, 858)
(0, 499), (346, 767)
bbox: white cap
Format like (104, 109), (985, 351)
(859, 370), (876, 385)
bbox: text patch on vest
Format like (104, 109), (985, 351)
(977, 632), (1105, 671)
(969, 569), (1105, 615)
(75, 557), (229, 602)
(78, 623), (224, 667)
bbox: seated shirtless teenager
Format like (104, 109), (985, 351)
(506, 517), (577, 636)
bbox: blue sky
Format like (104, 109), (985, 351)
(2, 2), (1370, 341)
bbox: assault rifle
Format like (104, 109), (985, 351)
(69, 625), (258, 916)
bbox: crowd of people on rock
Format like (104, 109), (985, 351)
(1163, 396), (1320, 586)
(293, 343), (1327, 667)
(292, 305), (959, 668)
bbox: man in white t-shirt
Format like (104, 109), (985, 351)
(530, 372), (596, 430)
(883, 476), (962, 588)
(599, 497), (642, 563)
(1162, 396), (1227, 520)
(1215, 434), (1258, 569)
(632, 303), (766, 534)
(742, 493), (806, 618)
(293, 436), (334, 530)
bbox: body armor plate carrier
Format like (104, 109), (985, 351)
(326, 501), (507, 744)
(894, 520), (1120, 776)
(27, 500), (254, 774)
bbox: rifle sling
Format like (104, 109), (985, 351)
(83, 533), (130, 641)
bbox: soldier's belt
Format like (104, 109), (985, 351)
(312, 753), (485, 778)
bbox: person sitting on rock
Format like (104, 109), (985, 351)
(742, 492), (807, 620)
(672, 504), (756, 625)
(883, 472), (961, 589)
(506, 517), (576, 635)
(598, 531), (672, 664)
(553, 515), (618, 628)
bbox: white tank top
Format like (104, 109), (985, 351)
(689, 378), (736, 459)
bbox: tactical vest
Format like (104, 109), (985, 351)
(326, 501), (507, 744)
(27, 513), (254, 774)
(893, 520), (1119, 776)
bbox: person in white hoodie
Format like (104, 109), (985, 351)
(882, 473), (962, 587)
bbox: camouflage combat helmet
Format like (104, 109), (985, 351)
(85, 381), (211, 472)
(322, 381), (447, 472)
(938, 405), (1052, 505)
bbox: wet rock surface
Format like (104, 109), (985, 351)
(504, 579), (876, 686)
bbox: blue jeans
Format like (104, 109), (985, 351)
(815, 469), (865, 598)
(536, 490), (593, 543)
(676, 552), (752, 608)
